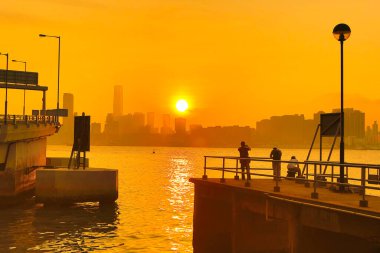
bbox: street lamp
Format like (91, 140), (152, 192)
(39, 33), (61, 123)
(12, 59), (27, 117)
(0, 52), (9, 124)
(333, 23), (351, 191)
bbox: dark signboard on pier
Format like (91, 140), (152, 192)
(73, 115), (90, 152)
(0, 69), (38, 85)
(320, 113), (341, 136)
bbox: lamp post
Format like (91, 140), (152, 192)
(12, 59), (27, 117)
(333, 23), (351, 191)
(0, 52), (9, 124)
(39, 34), (61, 123)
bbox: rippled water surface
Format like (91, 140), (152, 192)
(1, 146), (380, 252)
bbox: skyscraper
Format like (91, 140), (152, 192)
(161, 114), (172, 135)
(62, 93), (74, 144)
(113, 85), (123, 117)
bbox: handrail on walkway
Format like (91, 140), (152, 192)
(202, 155), (380, 208)
(0, 114), (58, 126)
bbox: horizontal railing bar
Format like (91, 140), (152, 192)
(205, 156), (380, 169)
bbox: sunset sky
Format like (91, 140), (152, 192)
(1, 0), (380, 128)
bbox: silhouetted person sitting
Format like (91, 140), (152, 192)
(287, 156), (301, 178)
(238, 141), (251, 180)
(270, 147), (282, 179)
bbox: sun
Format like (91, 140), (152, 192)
(176, 99), (189, 112)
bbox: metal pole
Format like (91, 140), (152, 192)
(5, 54), (9, 124)
(57, 36), (61, 123)
(221, 157), (225, 183)
(339, 38), (345, 191)
(202, 156), (207, 180)
(23, 62), (26, 117)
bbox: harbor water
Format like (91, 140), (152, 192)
(0, 145), (380, 252)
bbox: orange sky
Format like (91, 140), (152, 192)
(1, 0), (380, 128)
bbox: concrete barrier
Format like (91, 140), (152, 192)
(36, 168), (118, 204)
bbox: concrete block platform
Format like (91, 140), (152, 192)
(46, 157), (89, 168)
(36, 168), (118, 204)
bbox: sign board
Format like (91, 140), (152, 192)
(320, 113), (341, 137)
(0, 70), (38, 85)
(73, 115), (90, 151)
(41, 109), (68, 117)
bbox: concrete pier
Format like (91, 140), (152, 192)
(36, 168), (118, 204)
(190, 178), (380, 253)
(0, 124), (56, 198)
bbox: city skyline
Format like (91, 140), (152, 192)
(90, 106), (378, 149)
(53, 90), (377, 148)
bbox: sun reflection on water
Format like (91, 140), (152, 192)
(165, 157), (193, 252)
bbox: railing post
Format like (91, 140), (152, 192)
(202, 156), (208, 180)
(244, 158), (251, 187)
(311, 163), (319, 199)
(13, 115), (16, 125)
(359, 166), (368, 207)
(220, 157), (226, 183)
(329, 165), (335, 191)
(304, 164), (310, 187)
(234, 158), (239, 180)
(274, 159), (280, 192)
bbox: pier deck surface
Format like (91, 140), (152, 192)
(192, 178), (380, 216)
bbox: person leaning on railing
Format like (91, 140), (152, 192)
(270, 147), (282, 179)
(238, 141), (251, 180)
(286, 156), (301, 177)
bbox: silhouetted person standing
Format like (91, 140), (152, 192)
(238, 141), (251, 180)
(270, 147), (282, 179)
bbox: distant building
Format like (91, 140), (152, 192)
(91, 122), (102, 144)
(332, 108), (365, 138)
(161, 114), (172, 135)
(113, 85), (123, 117)
(91, 122), (101, 135)
(366, 121), (379, 145)
(48, 92), (74, 145)
(103, 113), (120, 144)
(189, 124), (202, 133)
(147, 112), (155, 133)
(373, 121), (379, 143)
(133, 112), (145, 129)
(62, 93), (74, 145)
(175, 117), (187, 134)
(255, 114), (316, 147)
(190, 125), (253, 147)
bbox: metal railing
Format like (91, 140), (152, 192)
(202, 156), (380, 207)
(0, 114), (58, 126)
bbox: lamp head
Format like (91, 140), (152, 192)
(333, 23), (351, 41)
(39, 34), (47, 37)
